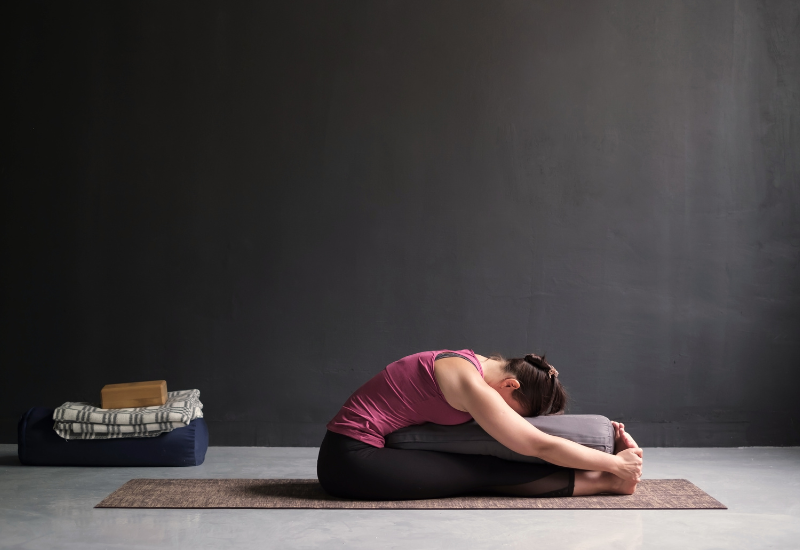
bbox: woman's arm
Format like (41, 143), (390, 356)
(434, 358), (642, 480)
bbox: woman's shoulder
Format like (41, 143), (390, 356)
(432, 349), (485, 378)
(433, 349), (485, 365)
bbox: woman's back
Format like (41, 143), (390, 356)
(326, 349), (483, 447)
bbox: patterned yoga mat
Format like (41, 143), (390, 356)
(96, 479), (726, 509)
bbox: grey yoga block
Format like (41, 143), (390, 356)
(384, 414), (614, 464)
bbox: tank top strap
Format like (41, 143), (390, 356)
(433, 349), (483, 377)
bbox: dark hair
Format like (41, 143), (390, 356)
(488, 352), (568, 417)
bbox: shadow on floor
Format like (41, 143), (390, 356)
(0, 454), (21, 466)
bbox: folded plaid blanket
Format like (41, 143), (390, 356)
(53, 389), (203, 440)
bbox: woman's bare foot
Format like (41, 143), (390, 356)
(607, 471), (638, 495)
(612, 421), (638, 454)
(573, 470), (638, 496)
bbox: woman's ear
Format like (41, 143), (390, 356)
(503, 378), (521, 390)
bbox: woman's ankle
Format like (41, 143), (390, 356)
(573, 471), (613, 496)
(574, 470), (638, 496)
(573, 470), (638, 496)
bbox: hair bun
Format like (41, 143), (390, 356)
(524, 353), (558, 378)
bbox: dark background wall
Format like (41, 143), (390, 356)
(4, 0), (799, 447)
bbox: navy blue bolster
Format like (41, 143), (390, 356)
(17, 407), (208, 467)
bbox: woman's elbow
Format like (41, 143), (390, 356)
(525, 435), (556, 459)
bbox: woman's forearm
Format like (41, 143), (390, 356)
(531, 434), (621, 475)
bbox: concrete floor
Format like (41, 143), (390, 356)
(1, 445), (798, 550)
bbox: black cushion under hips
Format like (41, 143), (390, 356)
(385, 414), (613, 464)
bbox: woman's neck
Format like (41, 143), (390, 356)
(478, 355), (507, 384)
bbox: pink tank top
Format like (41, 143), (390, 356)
(326, 349), (484, 447)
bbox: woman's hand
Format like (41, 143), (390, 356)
(613, 447), (643, 482)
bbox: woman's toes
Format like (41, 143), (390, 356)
(613, 425), (639, 453)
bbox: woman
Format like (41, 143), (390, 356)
(318, 348), (642, 500)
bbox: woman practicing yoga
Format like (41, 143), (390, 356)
(318, 349), (643, 500)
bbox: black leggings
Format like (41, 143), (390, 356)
(317, 430), (575, 500)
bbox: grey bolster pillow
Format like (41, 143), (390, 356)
(385, 414), (613, 464)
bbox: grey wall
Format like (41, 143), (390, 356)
(4, 0), (799, 446)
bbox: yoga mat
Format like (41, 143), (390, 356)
(96, 479), (726, 509)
